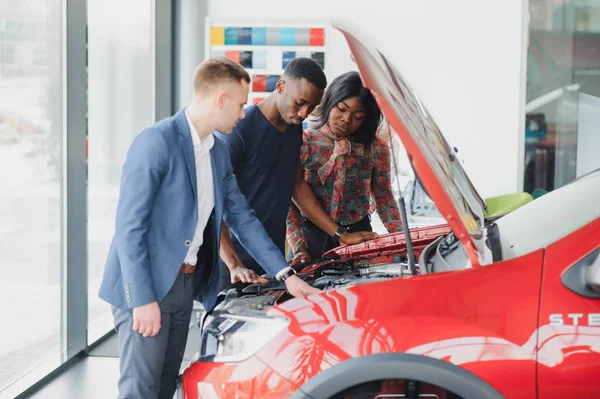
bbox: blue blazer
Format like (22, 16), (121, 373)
(98, 109), (289, 312)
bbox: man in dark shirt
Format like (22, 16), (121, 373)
(218, 58), (377, 290)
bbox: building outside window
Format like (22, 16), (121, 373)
(0, 0), (64, 392)
(525, 0), (600, 197)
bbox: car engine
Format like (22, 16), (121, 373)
(302, 254), (413, 290)
(219, 253), (428, 313)
(212, 225), (452, 312)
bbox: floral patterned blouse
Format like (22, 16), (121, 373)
(286, 124), (402, 253)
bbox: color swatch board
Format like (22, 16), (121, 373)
(206, 21), (328, 104)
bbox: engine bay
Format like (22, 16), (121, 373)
(210, 255), (415, 319)
(248, 253), (411, 295)
(213, 225), (453, 312)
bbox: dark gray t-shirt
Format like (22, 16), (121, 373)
(216, 105), (302, 269)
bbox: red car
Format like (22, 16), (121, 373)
(177, 20), (600, 399)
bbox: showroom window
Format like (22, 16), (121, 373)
(0, 1), (164, 396)
(0, 0), (64, 393)
(525, 0), (600, 196)
(87, 0), (155, 343)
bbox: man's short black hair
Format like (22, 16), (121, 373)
(283, 57), (327, 90)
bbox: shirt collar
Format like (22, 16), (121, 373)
(185, 108), (215, 152)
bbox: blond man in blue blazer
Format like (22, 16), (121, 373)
(99, 57), (318, 399)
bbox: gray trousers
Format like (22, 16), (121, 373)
(112, 273), (195, 399)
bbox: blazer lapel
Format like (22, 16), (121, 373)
(174, 108), (197, 198)
(181, 138), (197, 198)
(209, 142), (222, 216)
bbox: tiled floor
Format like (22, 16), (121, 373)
(27, 313), (202, 399)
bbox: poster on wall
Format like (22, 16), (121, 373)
(205, 19), (329, 104)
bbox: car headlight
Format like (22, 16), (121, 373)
(200, 312), (288, 363)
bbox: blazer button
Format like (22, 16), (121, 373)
(185, 240), (191, 247)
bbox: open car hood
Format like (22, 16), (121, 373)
(333, 20), (489, 267)
(324, 224), (451, 258)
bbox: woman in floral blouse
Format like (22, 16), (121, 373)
(287, 71), (403, 262)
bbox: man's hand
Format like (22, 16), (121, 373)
(285, 274), (321, 298)
(339, 231), (378, 246)
(132, 302), (161, 338)
(230, 264), (268, 284)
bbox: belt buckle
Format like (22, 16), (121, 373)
(181, 263), (195, 274)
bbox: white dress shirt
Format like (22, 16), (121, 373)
(183, 109), (215, 265)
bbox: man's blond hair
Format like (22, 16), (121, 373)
(193, 57), (250, 95)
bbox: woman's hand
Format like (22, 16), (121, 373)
(339, 231), (378, 246)
(290, 244), (312, 267)
(290, 251), (311, 267)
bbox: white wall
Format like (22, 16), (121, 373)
(208, 0), (526, 198)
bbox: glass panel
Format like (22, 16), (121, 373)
(0, 0), (64, 392)
(525, 0), (600, 197)
(87, 0), (155, 343)
(371, 122), (446, 233)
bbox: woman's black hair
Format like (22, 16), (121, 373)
(311, 71), (382, 145)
